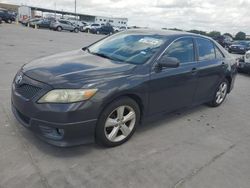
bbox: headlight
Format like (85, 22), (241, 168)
(240, 47), (245, 50)
(38, 89), (98, 103)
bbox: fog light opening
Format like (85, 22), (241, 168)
(56, 128), (64, 136)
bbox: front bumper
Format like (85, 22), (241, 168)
(11, 73), (99, 147)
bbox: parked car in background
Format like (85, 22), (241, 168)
(238, 50), (250, 74)
(83, 23), (101, 32)
(30, 19), (52, 29)
(50, 19), (79, 33)
(91, 24), (114, 35)
(214, 35), (232, 48)
(67, 20), (88, 32)
(228, 41), (250, 54)
(12, 30), (237, 147)
(0, 8), (16, 23)
(119, 26), (127, 31)
(113, 26), (120, 32)
(22, 18), (41, 26)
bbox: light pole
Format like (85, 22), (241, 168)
(74, 0), (76, 20)
(54, 2), (56, 18)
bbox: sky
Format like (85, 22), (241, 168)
(2, 0), (250, 34)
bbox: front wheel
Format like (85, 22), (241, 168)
(208, 80), (229, 107)
(96, 97), (140, 147)
(74, 28), (79, 33)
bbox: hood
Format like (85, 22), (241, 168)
(22, 50), (135, 86)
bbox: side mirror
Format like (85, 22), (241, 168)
(157, 56), (180, 68)
(82, 46), (88, 51)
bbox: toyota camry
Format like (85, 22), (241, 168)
(11, 30), (237, 147)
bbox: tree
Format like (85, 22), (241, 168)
(223, 33), (233, 38)
(188, 30), (207, 36)
(235, 31), (246, 40)
(207, 31), (221, 38)
(168, 28), (183, 31)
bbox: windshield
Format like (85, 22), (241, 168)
(87, 32), (167, 64)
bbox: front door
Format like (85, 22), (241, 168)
(148, 37), (198, 115)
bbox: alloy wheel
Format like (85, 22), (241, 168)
(215, 82), (228, 104)
(104, 105), (136, 142)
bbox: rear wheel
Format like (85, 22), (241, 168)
(7, 19), (12, 24)
(57, 26), (62, 31)
(96, 97), (140, 147)
(208, 79), (229, 107)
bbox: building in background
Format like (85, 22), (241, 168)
(0, 3), (128, 27)
(94, 16), (128, 28)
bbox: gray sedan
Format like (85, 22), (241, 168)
(50, 19), (79, 33)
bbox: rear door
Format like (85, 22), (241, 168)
(148, 37), (198, 115)
(193, 37), (226, 104)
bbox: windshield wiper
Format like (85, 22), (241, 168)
(90, 52), (119, 61)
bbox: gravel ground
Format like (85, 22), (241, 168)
(0, 24), (250, 188)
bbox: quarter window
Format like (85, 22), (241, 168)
(163, 38), (195, 63)
(196, 38), (216, 61)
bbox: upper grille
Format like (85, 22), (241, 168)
(15, 84), (42, 99)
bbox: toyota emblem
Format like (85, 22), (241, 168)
(15, 75), (23, 85)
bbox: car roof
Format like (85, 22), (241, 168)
(122, 29), (231, 57)
(124, 29), (212, 40)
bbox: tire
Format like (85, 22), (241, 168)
(96, 97), (140, 147)
(96, 31), (100, 34)
(207, 79), (229, 107)
(74, 28), (79, 33)
(7, 19), (12, 24)
(57, 26), (62, 31)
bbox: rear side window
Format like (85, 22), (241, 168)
(196, 38), (216, 61)
(164, 38), (195, 64)
(215, 46), (224, 59)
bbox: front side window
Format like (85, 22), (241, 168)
(88, 32), (167, 64)
(215, 46), (224, 59)
(196, 38), (216, 61)
(163, 38), (195, 63)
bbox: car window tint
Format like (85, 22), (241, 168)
(197, 38), (216, 61)
(164, 38), (195, 63)
(215, 46), (224, 59)
(88, 33), (167, 64)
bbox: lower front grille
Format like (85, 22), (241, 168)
(16, 108), (30, 125)
(15, 84), (41, 99)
